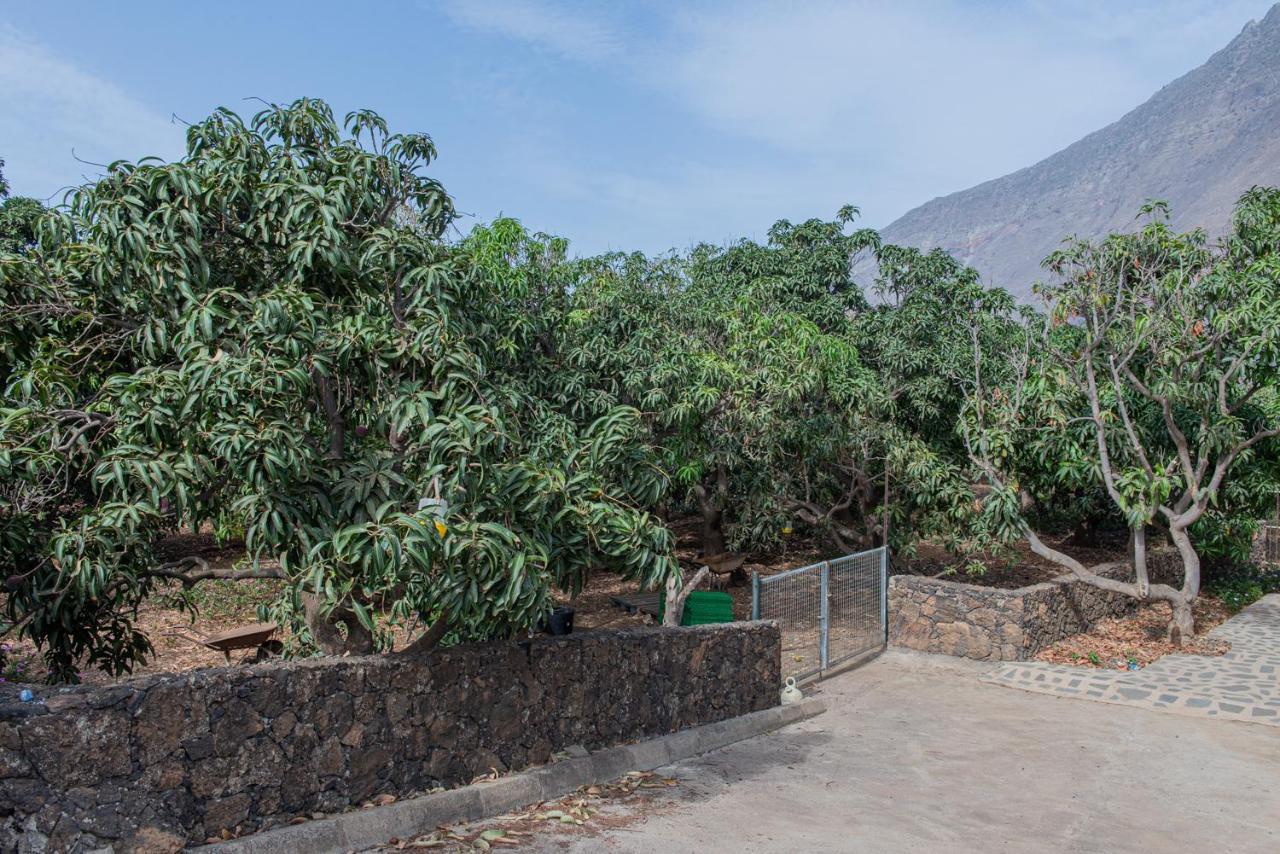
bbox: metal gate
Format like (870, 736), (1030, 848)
(751, 547), (887, 684)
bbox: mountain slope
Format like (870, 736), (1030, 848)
(873, 3), (1280, 300)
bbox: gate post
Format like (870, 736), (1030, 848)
(879, 547), (889, 643)
(819, 561), (830, 670)
(751, 571), (760, 621)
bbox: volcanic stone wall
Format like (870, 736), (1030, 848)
(0, 622), (779, 852)
(888, 551), (1184, 661)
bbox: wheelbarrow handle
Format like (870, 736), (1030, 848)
(163, 626), (211, 646)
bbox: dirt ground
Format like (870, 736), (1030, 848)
(900, 529), (1131, 588)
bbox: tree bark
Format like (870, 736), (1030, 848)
(1165, 523), (1202, 645)
(1019, 524), (1198, 637)
(664, 567), (710, 627)
(398, 614), (450, 655)
(1168, 597), (1195, 647)
(313, 370), (344, 460)
(1168, 524), (1201, 601)
(700, 510), (725, 556)
(302, 592), (375, 655)
(1131, 526), (1149, 600)
(695, 469), (727, 556)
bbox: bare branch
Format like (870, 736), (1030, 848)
(148, 556), (285, 587)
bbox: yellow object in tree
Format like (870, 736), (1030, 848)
(782, 527), (793, 536)
(434, 520), (448, 537)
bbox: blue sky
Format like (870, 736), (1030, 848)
(1, 0), (1275, 254)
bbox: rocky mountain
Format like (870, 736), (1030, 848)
(872, 3), (1280, 301)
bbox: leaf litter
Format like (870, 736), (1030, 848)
(377, 770), (681, 851)
(1035, 596), (1231, 670)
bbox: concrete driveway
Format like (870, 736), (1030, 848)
(516, 650), (1280, 853)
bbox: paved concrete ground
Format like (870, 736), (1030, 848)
(505, 649), (1279, 853)
(986, 594), (1280, 725)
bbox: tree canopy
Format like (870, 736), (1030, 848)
(2, 100), (1278, 679)
(962, 193), (1280, 639)
(0, 158), (44, 256)
(0, 101), (674, 680)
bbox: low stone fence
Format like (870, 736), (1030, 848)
(888, 551), (1183, 661)
(0, 622), (779, 852)
(1251, 521), (1279, 566)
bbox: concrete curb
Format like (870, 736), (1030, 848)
(199, 698), (825, 854)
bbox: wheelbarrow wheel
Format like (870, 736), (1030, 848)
(251, 639), (284, 663)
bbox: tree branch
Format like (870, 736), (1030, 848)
(148, 556), (285, 587)
(399, 614), (450, 655)
(664, 566), (710, 627)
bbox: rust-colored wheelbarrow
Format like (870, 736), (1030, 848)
(685, 552), (748, 587)
(168, 622), (283, 664)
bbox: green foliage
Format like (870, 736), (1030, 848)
(857, 245), (1024, 556)
(0, 158), (45, 256)
(961, 188), (1280, 632)
(1204, 563), (1280, 612)
(641, 215), (883, 553)
(538, 209), (1019, 560)
(0, 197), (44, 255)
(154, 578), (282, 623)
(1192, 515), (1260, 565)
(4, 100), (1278, 676)
(0, 101), (676, 681)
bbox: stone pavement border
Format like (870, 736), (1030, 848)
(982, 594), (1280, 726)
(200, 697), (827, 854)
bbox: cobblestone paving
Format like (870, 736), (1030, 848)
(982, 594), (1280, 726)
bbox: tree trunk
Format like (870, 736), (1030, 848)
(695, 469), (727, 556)
(1168, 596), (1195, 646)
(656, 501), (672, 524)
(1166, 524), (1202, 645)
(398, 614), (449, 656)
(302, 593), (375, 655)
(1020, 525), (1190, 641)
(1168, 525), (1201, 599)
(881, 457), (891, 549)
(700, 509), (725, 556)
(1130, 526), (1149, 599)
(313, 371), (344, 461)
(664, 567), (710, 627)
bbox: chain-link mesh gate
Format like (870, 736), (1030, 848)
(752, 547), (887, 684)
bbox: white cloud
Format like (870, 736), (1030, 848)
(655, 0), (1274, 224)
(433, 0), (623, 62)
(432, 0), (1275, 233)
(0, 26), (184, 201)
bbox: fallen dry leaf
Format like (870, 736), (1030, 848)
(1036, 597), (1231, 670)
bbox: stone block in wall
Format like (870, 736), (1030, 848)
(1249, 521), (1279, 566)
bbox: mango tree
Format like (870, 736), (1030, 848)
(0, 100), (676, 681)
(0, 158), (44, 256)
(852, 245), (1022, 557)
(636, 213), (885, 555)
(962, 193), (1280, 640)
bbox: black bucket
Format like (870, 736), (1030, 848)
(544, 605), (575, 635)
